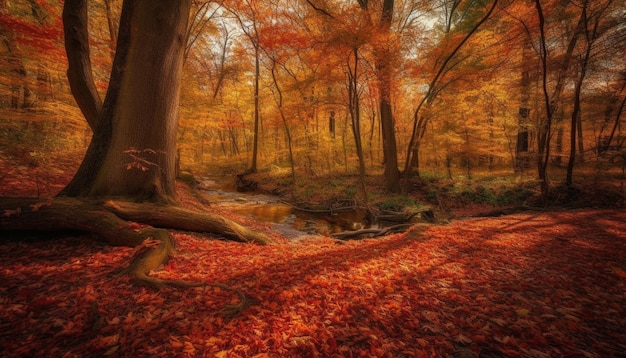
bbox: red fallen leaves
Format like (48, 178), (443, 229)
(0, 209), (625, 357)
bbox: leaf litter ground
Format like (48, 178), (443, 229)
(2, 207), (624, 357)
(1, 172), (625, 357)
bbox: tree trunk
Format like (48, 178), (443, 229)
(348, 47), (369, 203)
(270, 60), (297, 188)
(377, 0), (400, 193)
(250, 47), (261, 173)
(0, 196), (269, 293)
(63, 0), (102, 130)
(404, 0), (498, 178)
(516, 40), (532, 172)
(534, 0), (553, 203)
(87, 1), (188, 202)
(7, 0), (272, 296)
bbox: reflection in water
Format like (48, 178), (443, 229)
(228, 202), (376, 234)
(228, 203), (293, 224)
(198, 177), (373, 234)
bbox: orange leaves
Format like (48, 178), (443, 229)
(123, 148), (160, 172)
(2, 207), (21, 217)
(87, 333), (120, 351)
(3, 200), (51, 217)
(610, 266), (626, 279)
(30, 200), (52, 212)
(1, 210), (625, 356)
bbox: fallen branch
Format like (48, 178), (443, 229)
(374, 207), (435, 223)
(331, 223), (412, 240)
(278, 199), (356, 214)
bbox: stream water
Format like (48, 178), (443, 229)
(197, 176), (376, 237)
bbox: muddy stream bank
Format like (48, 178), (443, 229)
(196, 176), (380, 238)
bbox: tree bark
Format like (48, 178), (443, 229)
(377, 0), (400, 193)
(534, 0), (553, 203)
(23, 0), (271, 297)
(60, 0), (133, 197)
(1, 197), (271, 287)
(347, 47), (369, 203)
(404, 0), (499, 177)
(63, 0), (103, 130)
(250, 47), (260, 173)
(104, 200), (272, 245)
(87, 0), (189, 201)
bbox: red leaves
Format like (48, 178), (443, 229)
(1, 210), (625, 356)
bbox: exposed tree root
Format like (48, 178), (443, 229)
(103, 200), (272, 245)
(0, 196), (269, 314)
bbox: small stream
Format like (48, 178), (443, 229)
(197, 176), (377, 236)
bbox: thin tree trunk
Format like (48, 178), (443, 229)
(103, 0), (118, 43)
(534, 0), (553, 203)
(250, 47), (260, 173)
(377, 0), (400, 192)
(348, 47), (369, 202)
(270, 60), (296, 188)
(404, 0), (498, 176)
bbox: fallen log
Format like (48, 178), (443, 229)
(331, 223), (412, 240)
(374, 207), (435, 223)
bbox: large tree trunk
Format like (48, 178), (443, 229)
(62, 0), (188, 202)
(89, 0), (188, 202)
(60, 0), (131, 197)
(6, 0), (272, 297)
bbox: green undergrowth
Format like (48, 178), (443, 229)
(235, 165), (624, 218)
(239, 168), (536, 216)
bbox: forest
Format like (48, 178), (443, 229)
(0, 0), (625, 357)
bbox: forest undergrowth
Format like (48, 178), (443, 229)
(1, 156), (625, 357)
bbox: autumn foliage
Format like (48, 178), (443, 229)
(1, 0), (626, 357)
(1, 192), (625, 356)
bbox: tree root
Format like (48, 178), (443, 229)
(1, 196), (268, 314)
(104, 200), (271, 245)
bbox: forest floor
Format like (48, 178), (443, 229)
(1, 156), (625, 357)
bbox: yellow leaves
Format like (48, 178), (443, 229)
(183, 341), (196, 355)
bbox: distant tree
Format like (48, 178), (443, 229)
(404, 0), (500, 177)
(226, 0), (264, 173)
